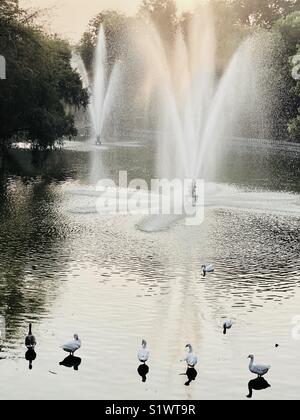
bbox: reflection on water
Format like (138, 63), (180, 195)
(247, 377), (271, 399)
(184, 368), (198, 387)
(25, 348), (37, 370)
(60, 355), (82, 371)
(0, 139), (299, 399)
(138, 364), (149, 383)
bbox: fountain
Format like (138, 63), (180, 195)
(70, 9), (285, 230)
(91, 26), (107, 146)
(72, 25), (123, 184)
(72, 25), (121, 147)
(134, 8), (277, 185)
(130, 6), (282, 231)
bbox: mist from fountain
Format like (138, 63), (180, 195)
(130, 7), (282, 231)
(134, 8), (278, 187)
(70, 10), (284, 230)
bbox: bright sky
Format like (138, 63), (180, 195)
(20, 0), (200, 42)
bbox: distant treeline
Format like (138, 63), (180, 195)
(0, 0), (299, 150)
(77, 0), (300, 142)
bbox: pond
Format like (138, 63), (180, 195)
(0, 137), (299, 400)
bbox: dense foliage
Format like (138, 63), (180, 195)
(0, 0), (88, 149)
(275, 11), (300, 140)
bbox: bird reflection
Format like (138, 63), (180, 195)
(59, 355), (82, 371)
(138, 363), (149, 382)
(25, 348), (37, 370)
(184, 367), (198, 386)
(247, 377), (271, 399)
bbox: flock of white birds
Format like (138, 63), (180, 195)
(136, 265), (271, 379)
(24, 264), (271, 381)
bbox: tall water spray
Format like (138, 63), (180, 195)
(72, 25), (122, 182)
(92, 26), (107, 145)
(72, 25), (121, 147)
(135, 8), (276, 185)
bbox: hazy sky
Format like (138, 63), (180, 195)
(20, 0), (200, 42)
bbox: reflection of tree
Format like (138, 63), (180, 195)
(6, 148), (90, 182)
(216, 143), (300, 193)
(0, 175), (70, 340)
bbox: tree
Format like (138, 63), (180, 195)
(77, 10), (130, 73)
(0, 0), (88, 149)
(275, 10), (300, 49)
(276, 11), (300, 141)
(227, 0), (299, 28)
(139, 0), (178, 45)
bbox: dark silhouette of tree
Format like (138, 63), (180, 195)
(0, 0), (88, 149)
(77, 10), (130, 73)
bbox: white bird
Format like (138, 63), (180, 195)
(25, 323), (37, 349)
(138, 340), (149, 363)
(202, 264), (214, 277)
(62, 334), (81, 356)
(182, 344), (198, 367)
(223, 320), (233, 335)
(248, 355), (271, 377)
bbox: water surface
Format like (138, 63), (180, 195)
(0, 138), (299, 400)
